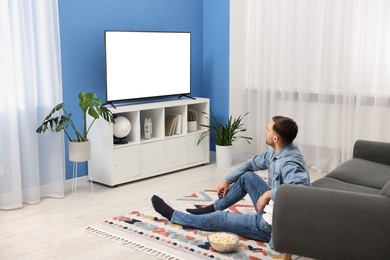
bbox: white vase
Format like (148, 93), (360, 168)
(69, 140), (91, 162)
(188, 121), (197, 132)
(216, 145), (233, 168)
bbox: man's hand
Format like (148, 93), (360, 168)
(256, 190), (271, 213)
(216, 180), (230, 198)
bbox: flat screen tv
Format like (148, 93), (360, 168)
(104, 30), (191, 102)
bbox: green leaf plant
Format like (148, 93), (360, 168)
(36, 92), (114, 142)
(198, 111), (252, 146)
(188, 109), (198, 122)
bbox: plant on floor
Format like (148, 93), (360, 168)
(198, 111), (252, 146)
(36, 92), (114, 142)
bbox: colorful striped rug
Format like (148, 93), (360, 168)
(85, 188), (282, 260)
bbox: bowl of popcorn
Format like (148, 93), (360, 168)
(207, 232), (239, 253)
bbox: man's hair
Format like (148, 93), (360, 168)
(272, 116), (298, 144)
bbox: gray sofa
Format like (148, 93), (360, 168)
(272, 140), (390, 260)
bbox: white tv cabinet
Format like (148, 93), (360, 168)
(87, 98), (210, 186)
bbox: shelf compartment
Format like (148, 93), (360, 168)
(165, 105), (186, 137)
(113, 111), (140, 144)
(140, 108), (164, 141)
(187, 102), (210, 133)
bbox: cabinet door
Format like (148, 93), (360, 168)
(166, 137), (187, 169)
(140, 141), (165, 176)
(113, 145), (139, 184)
(188, 133), (209, 164)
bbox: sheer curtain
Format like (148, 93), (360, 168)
(243, 0), (390, 172)
(0, 0), (64, 209)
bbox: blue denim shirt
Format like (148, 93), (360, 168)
(225, 143), (311, 200)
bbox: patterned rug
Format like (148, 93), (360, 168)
(85, 188), (282, 260)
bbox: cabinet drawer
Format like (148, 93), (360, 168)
(140, 141), (165, 176)
(166, 137), (187, 169)
(188, 133), (209, 164)
(114, 146), (139, 184)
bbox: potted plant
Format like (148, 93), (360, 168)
(36, 92), (114, 162)
(187, 109), (198, 132)
(198, 111), (252, 168)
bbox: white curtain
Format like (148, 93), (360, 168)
(243, 0), (390, 172)
(0, 0), (64, 209)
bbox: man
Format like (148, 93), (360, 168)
(151, 116), (311, 243)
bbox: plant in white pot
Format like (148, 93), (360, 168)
(187, 109), (198, 132)
(198, 111), (252, 168)
(36, 92), (114, 162)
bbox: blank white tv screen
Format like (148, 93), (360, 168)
(105, 31), (191, 102)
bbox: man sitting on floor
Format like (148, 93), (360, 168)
(151, 116), (311, 244)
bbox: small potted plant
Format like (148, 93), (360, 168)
(36, 92), (114, 162)
(198, 111), (252, 167)
(187, 109), (198, 132)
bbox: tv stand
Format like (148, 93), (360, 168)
(87, 98), (210, 186)
(103, 101), (117, 109)
(178, 94), (196, 100)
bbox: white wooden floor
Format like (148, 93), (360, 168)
(0, 153), (324, 260)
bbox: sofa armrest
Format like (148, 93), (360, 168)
(353, 140), (390, 166)
(381, 180), (390, 197)
(272, 185), (390, 260)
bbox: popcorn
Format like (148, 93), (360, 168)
(207, 232), (239, 253)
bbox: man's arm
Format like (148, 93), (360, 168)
(216, 179), (230, 198)
(270, 162), (311, 200)
(256, 190), (271, 213)
(224, 152), (270, 184)
(217, 152), (270, 198)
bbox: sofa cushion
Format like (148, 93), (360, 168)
(380, 180), (390, 198)
(312, 177), (381, 195)
(325, 158), (390, 190)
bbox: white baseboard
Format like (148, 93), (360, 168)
(64, 175), (89, 189)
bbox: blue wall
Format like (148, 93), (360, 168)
(58, 0), (229, 179)
(203, 0), (230, 150)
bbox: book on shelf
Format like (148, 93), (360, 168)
(174, 114), (182, 135)
(170, 116), (178, 135)
(165, 114), (176, 136)
(165, 114), (182, 136)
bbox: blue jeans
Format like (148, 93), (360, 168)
(171, 171), (272, 242)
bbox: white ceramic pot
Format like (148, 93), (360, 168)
(69, 140), (91, 162)
(216, 145), (233, 168)
(188, 121), (197, 132)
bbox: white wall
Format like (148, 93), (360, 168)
(230, 0), (255, 159)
